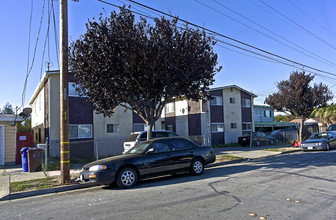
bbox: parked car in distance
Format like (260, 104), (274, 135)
(80, 137), (216, 188)
(300, 131), (336, 151)
(269, 127), (297, 143)
(123, 130), (178, 153)
(327, 124), (336, 131)
(238, 131), (274, 147)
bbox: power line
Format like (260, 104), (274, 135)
(258, 0), (336, 51)
(204, 0), (336, 68)
(287, 0), (336, 40)
(125, 0), (336, 78)
(22, 0), (46, 108)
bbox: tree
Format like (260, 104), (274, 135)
(311, 104), (336, 125)
(274, 114), (294, 122)
(0, 102), (15, 114)
(17, 117), (31, 133)
(69, 7), (221, 140)
(265, 70), (333, 141)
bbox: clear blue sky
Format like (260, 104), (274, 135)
(1, 0), (336, 111)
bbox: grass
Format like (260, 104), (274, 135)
(10, 177), (60, 193)
(261, 147), (298, 152)
(216, 154), (244, 162)
(213, 143), (241, 148)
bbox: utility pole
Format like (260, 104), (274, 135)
(60, 0), (70, 184)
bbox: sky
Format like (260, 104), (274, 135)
(1, 0), (336, 112)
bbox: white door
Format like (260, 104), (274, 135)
(0, 125), (4, 166)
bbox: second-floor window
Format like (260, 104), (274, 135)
(210, 96), (223, 106)
(242, 99), (251, 108)
(165, 102), (175, 113)
(230, 98), (235, 104)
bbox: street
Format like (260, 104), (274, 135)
(1, 150), (336, 220)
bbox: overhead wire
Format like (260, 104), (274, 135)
(258, 0), (336, 51)
(22, 0), (45, 108)
(125, 0), (336, 78)
(203, 0), (336, 68)
(287, 0), (336, 40)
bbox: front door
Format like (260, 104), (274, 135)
(0, 125), (5, 166)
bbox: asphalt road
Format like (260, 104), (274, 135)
(1, 150), (336, 220)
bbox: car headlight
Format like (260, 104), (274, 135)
(315, 142), (323, 146)
(89, 165), (107, 171)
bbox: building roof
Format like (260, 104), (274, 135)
(208, 85), (257, 97)
(29, 70), (59, 105)
(254, 104), (272, 109)
(0, 114), (24, 122)
(255, 121), (295, 128)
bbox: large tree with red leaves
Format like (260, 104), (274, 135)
(265, 70), (333, 141)
(69, 7), (221, 140)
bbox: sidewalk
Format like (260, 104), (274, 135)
(0, 144), (300, 201)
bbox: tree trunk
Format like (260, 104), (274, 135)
(299, 118), (305, 142)
(146, 121), (154, 141)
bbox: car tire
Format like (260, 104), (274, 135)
(116, 167), (138, 188)
(190, 158), (204, 176)
(326, 144), (330, 151)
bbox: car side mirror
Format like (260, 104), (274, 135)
(145, 148), (155, 155)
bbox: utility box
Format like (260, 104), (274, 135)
(27, 148), (44, 172)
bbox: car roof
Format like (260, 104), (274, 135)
(131, 130), (176, 135)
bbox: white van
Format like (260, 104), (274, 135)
(123, 130), (179, 153)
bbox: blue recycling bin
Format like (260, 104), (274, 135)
(21, 147), (30, 172)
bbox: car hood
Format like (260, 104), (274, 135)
(82, 154), (141, 169)
(302, 139), (327, 144)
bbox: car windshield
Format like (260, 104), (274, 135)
(126, 142), (151, 154)
(308, 133), (328, 140)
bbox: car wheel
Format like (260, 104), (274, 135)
(116, 167), (138, 188)
(326, 144), (330, 151)
(190, 158), (204, 175)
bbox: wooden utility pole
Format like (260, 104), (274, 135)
(60, 0), (70, 184)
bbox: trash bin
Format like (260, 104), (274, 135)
(27, 148), (44, 172)
(20, 147), (30, 172)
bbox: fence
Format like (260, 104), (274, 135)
(244, 130), (298, 147)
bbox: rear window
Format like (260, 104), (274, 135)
(124, 133), (140, 142)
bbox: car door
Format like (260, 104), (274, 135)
(169, 139), (194, 170)
(328, 132), (336, 148)
(141, 140), (175, 175)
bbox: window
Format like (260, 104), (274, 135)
(165, 102), (175, 113)
(211, 123), (224, 132)
(69, 124), (92, 139)
(210, 96), (223, 106)
(107, 124), (118, 133)
(134, 123), (147, 132)
(167, 125), (174, 131)
(151, 140), (171, 153)
(170, 139), (192, 151)
(230, 98), (235, 104)
(231, 123), (237, 129)
(264, 110), (272, 118)
(242, 123), (252, 131)
(242, 99), (251, 108)
(69, 82), (87, 97)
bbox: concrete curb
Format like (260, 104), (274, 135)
(0, 182), (97, 201)
(0, 148), (301, 201)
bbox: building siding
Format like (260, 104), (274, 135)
(3, 123), (16, 164)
